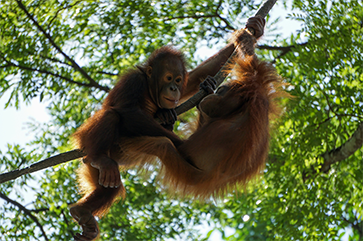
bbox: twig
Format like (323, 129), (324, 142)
(341, 214), (363, 237)
(0, 191), (50, 241)
(15, 0), (109, 92)
(165, 0), (235, 31)
(7, 61), (99, 89)
(47, 1), (82, 29)
(258, 42), (308, 51)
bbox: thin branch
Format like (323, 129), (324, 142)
(8, 60), (101, 89)
(96, 70), (118, 76)
(320, 87), (335, 113)
(15, 0), (109, 92)
(0, 150), (85, 184)
(257, 42), (309, 63)
(214, 0), (235, 31)
(47, 0), (82, 29)
(29, 202), (73, 213)
(25, 51), (117, 78)
(62, 210), (76, 237)
(166, 14), (219, 21)
(0, 44), (110, 92)
(30, 208), (51, 213)
(216, 0), (223, 10)
(273, 44), (308, 62)
(166, 13), (235, 31)
(165, 0), (235, 31)
(320, 122), (363, 173)
(303, 121), (363, 181)
(0, 64), (12, 69)
(217, 15), (236, 31)
(313, 117), (333, 131)
(40, 55), (73, 67)
(258, 42), (308, 51)
(341, 215), (363, 237)
(6, 48), (74, 69)
(0, 192), (49, 241)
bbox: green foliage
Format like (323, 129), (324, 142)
(1, 0), (362, 240)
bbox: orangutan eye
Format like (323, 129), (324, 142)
(166, 75), (172, 81)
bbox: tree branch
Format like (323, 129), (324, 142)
(0, 64), (12, 69)
(258, 43), (308, 51)
(8, 61), (102, 89)
(303, 121), (363, 181)
(341, 214), (363, 238)
(62, 209), (76, 237)
(165, 0), (235, 31)
(29, 202), (73, 213)
(321, 122), (363, 173)
(96, 70), (118, 76)
(166, 14), (218, 21)
(256, 42), (309, 63)
(0, 150), (85, 184)
(214, 0), (236, 31)
(47, 0), (82, 29)
(15, 0), (109, 92)
(166, 13), (236, 31)
(28, 52), (118, 77)
(0, 191), (49, 241)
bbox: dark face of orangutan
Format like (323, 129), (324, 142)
(147, 57), (185, 109)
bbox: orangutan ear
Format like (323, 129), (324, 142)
(146, 66), (152, 78)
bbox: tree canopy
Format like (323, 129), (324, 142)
(0, 0), (362, 240)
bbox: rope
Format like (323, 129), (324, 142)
(175, 0), (277, 115)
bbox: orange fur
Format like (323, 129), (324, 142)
(70, 17), (272, 240)
(75, 163), (126, 217)
(71, 46), (188, 219)
(119, 30), (285, 199)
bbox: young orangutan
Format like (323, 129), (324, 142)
(120, 28), (284, 199)
(70, 16), (266, 240)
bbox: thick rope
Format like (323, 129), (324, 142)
(175, 0), (277, 115)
